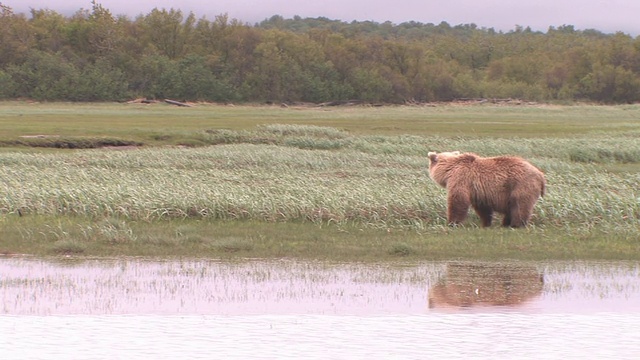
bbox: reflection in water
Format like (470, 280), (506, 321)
(2, 258), (640, 358)
(428, 262), (544, 310)
(0, 258), (438, 316)
(2, 258), (639, 316)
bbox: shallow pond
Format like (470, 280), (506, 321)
(1, 258), (640, 358)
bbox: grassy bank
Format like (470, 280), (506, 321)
(1, 215), (639, 261)
(1, 102), (639, 260)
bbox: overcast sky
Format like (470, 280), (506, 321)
(5, 0), (640, 35)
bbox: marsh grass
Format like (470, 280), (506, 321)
(1, 139), (636, 228)
(208, 238), (255, 253)
(0, 136), (142, 149)
(49, 240), (87, 255)
(0, 102), (639, 260)
(389, 243), (415, 256)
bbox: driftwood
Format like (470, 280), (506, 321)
(454, 98), (530, 105)
(318, 100), (365, 107)
(126, 98), (159, 104)
(164, 99), (192, 107)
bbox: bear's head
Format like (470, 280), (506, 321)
(427, 151), (462, 187)
(428, 151), (461, 164)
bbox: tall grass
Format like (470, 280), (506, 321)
(1, 126), (638, 231)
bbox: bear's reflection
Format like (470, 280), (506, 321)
(428, 262), (544, 310)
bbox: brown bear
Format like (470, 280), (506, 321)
(427, 151), (546, 228)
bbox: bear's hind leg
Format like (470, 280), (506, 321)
(501, 214), (512, 227)
(447, 192), (470, 226)
(505, 198), (535, 228)
(473, 205), (493, 227)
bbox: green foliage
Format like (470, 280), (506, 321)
(6, 51), (129, 101)
(76, 59), (130, 101)
(0, 5), (640, 103)
(7, 51), (78, 100)
(133, 54), (237, 101)
(576, 64), (640, 103)
(173, 55), (237, 101)
(350, 68), (393, 102)
(0, 70), (15, 98)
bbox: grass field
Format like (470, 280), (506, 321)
(0, 101), (639, 260)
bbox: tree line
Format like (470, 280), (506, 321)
(1, 1), (639, 103)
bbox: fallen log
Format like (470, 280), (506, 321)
(164, 99), (192, 107)
(319, 100), (365, 107)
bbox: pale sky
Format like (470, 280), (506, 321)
(5, 0), (640, 35)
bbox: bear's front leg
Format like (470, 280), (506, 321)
(447, 191), (470, 225)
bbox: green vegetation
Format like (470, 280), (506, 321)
(0, 102), (639, 260)
(1, 3), (640, 104)
(2, 216), (638, 261)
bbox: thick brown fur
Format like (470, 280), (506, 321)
(428, 151), (546, 228)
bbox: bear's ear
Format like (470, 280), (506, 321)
(428, 151), (438, 162)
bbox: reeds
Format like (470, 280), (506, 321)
(1, 125), (638, 230)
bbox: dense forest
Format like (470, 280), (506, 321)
(1, 1), (640, 103)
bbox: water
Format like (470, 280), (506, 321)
(1, 258), (640, 359)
